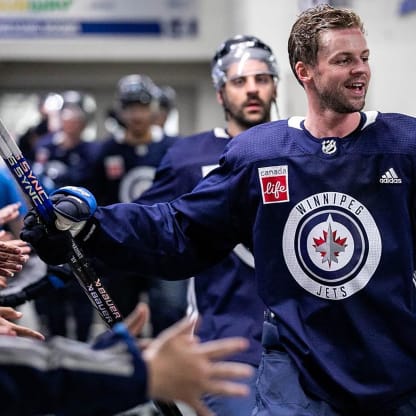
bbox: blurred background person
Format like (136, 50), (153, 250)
(33, 90), (98, 192)
(90, 75), (183, 338)
(91, 74), (178, 205)
(154, 84), (179, 136)
(31, 90), (98, 342)
(17, 92), (63, 163)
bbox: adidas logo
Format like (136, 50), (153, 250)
(379, 168), (402, 184)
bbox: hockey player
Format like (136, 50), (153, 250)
(22, 4), (416, 415)
(33, 90), (98, 192)
(91, 74), (178, 206)
(90, 74), (183, 335)
(137, 34), (279, 415)
(31, 94), (97, 342)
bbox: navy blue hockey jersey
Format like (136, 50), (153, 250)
(138, 128), (264, 366)
(34, 132), (99, 191)
(91, 127), (178, 204)
(89, 111), (416, 412)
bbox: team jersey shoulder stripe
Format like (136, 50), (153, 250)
(288, 116), (306, 130)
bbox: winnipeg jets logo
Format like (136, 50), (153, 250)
(321, 139), (337, 155)
(283, 192), (381, 300)
(313, 218), (347, 267)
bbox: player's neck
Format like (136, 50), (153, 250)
(304, 111), (361, 139)
(125, 129), (152, 145)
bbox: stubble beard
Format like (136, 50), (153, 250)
(226, 102), (271, 129)
(319, 85), (366, 114)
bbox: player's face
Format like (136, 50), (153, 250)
(310, 28), (370, 113)
(60, 108), (86, 142)
(121, 103), (154, 138)
(221, 60), (276, 129)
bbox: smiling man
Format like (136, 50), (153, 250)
(21, 5), (416, 415)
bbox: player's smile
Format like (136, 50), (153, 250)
(345, 80), (366, 97)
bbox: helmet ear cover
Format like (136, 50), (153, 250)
(211, 35), (279, 91)
(158, 85), (176, 111)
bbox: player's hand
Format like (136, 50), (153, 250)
(20, 211), (73, 265)
(0, 202), (21, 226)
(0, 240), (29, 283)
(20, 186), (97, 265)
(143, 318), (253, 416)
(92, 302), (150, 351)
(0, 306), (45, 340)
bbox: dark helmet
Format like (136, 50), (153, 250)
(211, 35), (279, 90)
(117, 74), (159, 108)
(157, 85), (176, 112)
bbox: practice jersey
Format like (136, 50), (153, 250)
(138, 128), (264, 366)
(90, 111), (416, 413)
(0, 327), (148, 415)
(33, 132), (99, 191)
(91, 126), (178, 205)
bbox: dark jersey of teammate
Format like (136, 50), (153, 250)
(87, 111), (416, 413)
(91, 127), (178, 205)
(34, 132), (99, 191)
(0, 325), (148, 415)
(138, 127), (264, 366)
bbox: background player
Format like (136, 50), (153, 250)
(137, 34), (279, 415)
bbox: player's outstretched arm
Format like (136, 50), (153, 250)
(143, 317), (253, 416)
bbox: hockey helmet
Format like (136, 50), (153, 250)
(117, 74), (158, 108)
(211, 35), (279, 90)
(61, 90), (97, 118)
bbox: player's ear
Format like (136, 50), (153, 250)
(295, 61), (311, 85)
(216, 90), (224, 106)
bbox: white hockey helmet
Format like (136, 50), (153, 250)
(211, 35), (279, 91)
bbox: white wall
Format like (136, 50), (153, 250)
(229, 0), (416, 118)
(0, 0), (415, 137)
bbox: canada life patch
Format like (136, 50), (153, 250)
(258, 165), (289, 204)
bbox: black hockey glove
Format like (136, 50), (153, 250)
(20, 212), (73, 265)
(20, 186), (97, 265)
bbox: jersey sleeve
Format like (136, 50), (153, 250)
(87, 145), (252, 279)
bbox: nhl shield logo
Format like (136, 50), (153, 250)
(258, 165), (289, 204)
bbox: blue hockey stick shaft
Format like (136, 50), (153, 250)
(0, 119), (183, 416)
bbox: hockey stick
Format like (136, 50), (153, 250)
(0, 119), (183, 416)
